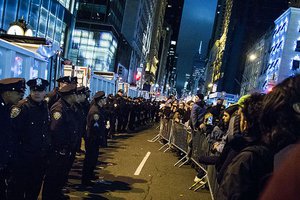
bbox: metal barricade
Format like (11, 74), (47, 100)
(147, 118), (215, 200)
(171, 122), (189, 153)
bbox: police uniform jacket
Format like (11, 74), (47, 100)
(86, 103), (107, 140)
(45, 87), (59, 108)
(10, 97), (50, 158)
(50, 98), (79, 153)
(0, 96), (15, 167)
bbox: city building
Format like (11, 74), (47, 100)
(263, 7), (300, 91)
(206, 0), (293, 95)
(145, 0), (167, 85)
(122, 0), (157, 85)
(190, 50), (207, 94)
(0, 0), (76, 56)
(0, 0), (77, 89)
(159, 0), (184, 95)
(240, 29), (273, 95)
(69, 0), (126, 72)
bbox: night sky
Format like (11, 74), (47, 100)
(176, 0), (217, 93)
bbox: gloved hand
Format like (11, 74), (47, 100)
(105, 121), (110, 129)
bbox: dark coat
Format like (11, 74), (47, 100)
(45, 87), (60, 109)
(190, 101), (206, 129)
(0, 96), (15, 167)
(86, 103), (107, 140)
(49, 98), (79, 152)
(11, 97), (50, 159)
(216, 145), (273, 200)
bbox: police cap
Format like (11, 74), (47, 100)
(118, 89), (124, 94)
(58, 84), (77, 96)
(0, 78), (25, 93)
(56, 76), (72, 83)
(94, 91), (105, 100)
(27, 78), (49, 91)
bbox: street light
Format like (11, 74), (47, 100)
(249, 54), (257, 61)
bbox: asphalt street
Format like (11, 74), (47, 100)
(65, 124), (212, 200)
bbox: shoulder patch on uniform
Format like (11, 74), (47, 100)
(93, 114), (99, 121)
(53, 112), (62, 120)
(10, 107), (21, 118)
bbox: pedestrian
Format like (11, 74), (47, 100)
(7, 78), (50, 200)
(42, 84), (79, 200)
(0, 78), (25, 200)
(82, 91), (110, 186)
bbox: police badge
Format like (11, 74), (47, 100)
(36, 78), (42, 86)
(53, 112), (62, 120)
(93, 114), (99, 121)
(10, 107), (21, 118)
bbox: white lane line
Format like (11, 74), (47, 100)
(134, 152), (151, 176)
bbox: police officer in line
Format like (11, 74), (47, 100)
(82, 91), (110, 186)
(106, 94), (117, 135)
(116, 89), (127, 133)
(45, 76), (77, 109)
(73, 86), (88, 155)
(7, 78), (50, 200)
(0, 78), (25, 200)
(42, 84), (79, 200)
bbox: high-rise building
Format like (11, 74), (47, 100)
(160, 0), (184, 95)
(206, 0), (294, 94)
(145, 0), (167, 85)
(0, 0), (76, 56)
(122, 0), (157, 85)
(69, 0), (126, 72)
(191, 51), (207, 94)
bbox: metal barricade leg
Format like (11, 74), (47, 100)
(158, 142), (169, 151)
(147, 134), (160, 142)
(174, 155), (187, 166)
(178, 157), (190, 168)
(189, 174), (207, 190)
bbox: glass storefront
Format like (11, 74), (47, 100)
(0, 0), (75, 48)
(69, 29), (118, 72)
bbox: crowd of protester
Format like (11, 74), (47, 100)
(0, 75), (160, 200)
(158, 74), (300, 200)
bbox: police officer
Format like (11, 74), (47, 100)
(42, 84), (79, 200)
(0, 78), (25, 200)
(116, 89), (127, 132)
(7, 78), (50, 200)
(82, 91), (109, 186)
(75, 86), (89, 154)
(106, 94), (117, 135)
(45, 76), (77, 108)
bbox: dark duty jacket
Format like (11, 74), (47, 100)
(11, 97), (51, 159)
(50, 98), (79, 153)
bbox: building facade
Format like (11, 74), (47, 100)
(69, 0), (126, 72)
(145, 0), (167, 85)
(263, 7), (300, 91)
(162, 0), (184, 95)
(206, 0), (293, 95)
(122, 0), (157, 85)
(0, 0), (76, 56)
(240, 29), (273, 95)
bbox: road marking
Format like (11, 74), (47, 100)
(134, 152), (151, 176)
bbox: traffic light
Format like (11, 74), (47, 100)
(135, 72), (141, 81)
